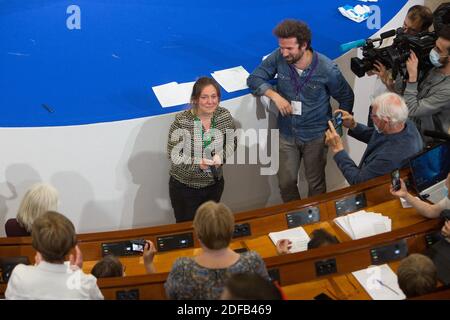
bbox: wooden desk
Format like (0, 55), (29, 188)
(282, 261), (401, 300)
(82, 241), (247, 275)
(0, 171), (403, 263)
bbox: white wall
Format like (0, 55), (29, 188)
(0, 1), (423, 236)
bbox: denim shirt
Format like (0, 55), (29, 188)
(247, 49), (354, 142)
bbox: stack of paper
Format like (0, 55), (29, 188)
(152, 81), (195, 108)
(338, 4), (373, 23)
(352, 264), (406, 300)
(268, 227), (311, 253)
(211, 66), (249, 92)
(334, 210), (391, 240)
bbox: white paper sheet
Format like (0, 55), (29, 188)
(352, 264), (406, 300)
(211, 66), (249, 92)
(268, 227), (311, 253)
(152, 81), (195, 108)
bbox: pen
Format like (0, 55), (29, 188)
(42, 104), (54, 113)
(376, 279), (399, 295)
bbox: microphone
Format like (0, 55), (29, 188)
(423, 130), (450, 142)
(340, 39), (367, 52)
(380, 29), (397, 39)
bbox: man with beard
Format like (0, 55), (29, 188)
(403, 25), (450, 142)
(247, 19), (354, 202)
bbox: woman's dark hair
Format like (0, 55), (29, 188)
(190, 77), (221, 109)
(307, 229), (339, 250)
(224, 273), (282, 300)
(91, 255), (124, 278)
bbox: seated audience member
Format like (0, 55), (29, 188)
(220, 273), (283, 300)
(164, 201), (269, 300)
(325, 92), (423, 185)
(92, 240), (157, 278)
(5, 183), (58, 237)
(390, 173), (450, 219)
(392, 173), (450, 242)
(397, 253), (437, 298)
(91, 255), (124, 278)
(276, 228), (339, 254)
(5, 211), (103, 300)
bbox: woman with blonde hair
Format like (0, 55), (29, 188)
(164, 201), (269, 300)
(5, 183), (58, 237)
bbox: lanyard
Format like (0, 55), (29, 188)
(195, 116), (216, 149)
(288, 52), (318, 97)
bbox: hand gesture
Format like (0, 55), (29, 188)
(212, 154), (222, 168)
(325, 121), (345, 154)
(390, 178), (408, 198)
(199, 158), (214, 170)
(69, 245), (83, 270)
(334, 109), (355, 129)
(276, 239), (292, 255)
(143, 240), (157, 274)
(442, 221), (450, 239)
(406, 51), (419, 82)
(273, 95), (293, 116)
(143, 240), (156, 263)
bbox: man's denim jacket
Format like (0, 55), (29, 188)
(247, 49), (355, 142)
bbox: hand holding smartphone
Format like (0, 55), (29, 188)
(332, 111), (343, 136)
(391, 169), (401, 191)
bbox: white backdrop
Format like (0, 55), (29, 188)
(0, 0), (424, 236)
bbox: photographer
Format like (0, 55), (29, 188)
(404, 25), (450, 141)
(325, 92), (423, 185)
(372, 6), (433, 91)
(367, 5), (433, 126)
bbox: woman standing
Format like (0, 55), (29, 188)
(167, 77), (236, 222)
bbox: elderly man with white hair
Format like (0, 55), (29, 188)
(325, 92), (423, 185)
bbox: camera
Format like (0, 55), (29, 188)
(351, 28), (436, 79)
(351, 4), (450, 80)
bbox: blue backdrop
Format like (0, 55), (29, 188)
(0, 0), (408, 127)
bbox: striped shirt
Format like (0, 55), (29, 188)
(167, 106), (236, 188)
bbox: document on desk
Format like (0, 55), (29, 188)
(334, 210), (391, 240)
(352, 264), (406, 300)
(152, 81), (195, 108)
(211, 66), (249, 92)
(268, 227), (310, 253)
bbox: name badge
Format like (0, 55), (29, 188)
(292, 100), (302, 115)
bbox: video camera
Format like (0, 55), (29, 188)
(350, 28), (436, 79)
(348, 3), (450, 79)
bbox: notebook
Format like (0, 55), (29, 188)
(268, 227), (311, 253)
(352, 264), (406, 300)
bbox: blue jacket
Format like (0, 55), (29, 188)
(247, 49), (354, 142)
(334, 120), (423, 185)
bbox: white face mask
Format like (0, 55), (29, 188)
(430, 49), (444, 67)
(373, 122), (382, 133)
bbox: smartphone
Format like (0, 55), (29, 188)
(130, 239), (146, 253)
(332, 111), (343, 136)
(391, 169), (401, 191)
